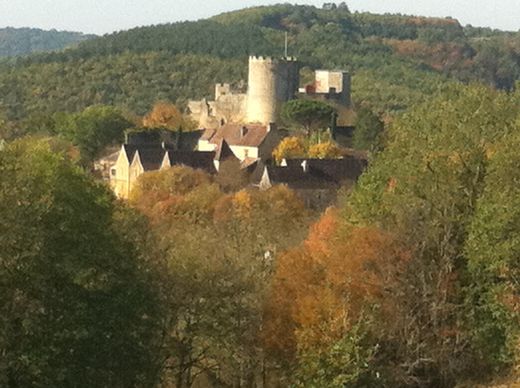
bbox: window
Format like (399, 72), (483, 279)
(111, 168), (117, 177)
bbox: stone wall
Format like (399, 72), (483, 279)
(246, 56), (299, 125)
(188, 91), (247, 128)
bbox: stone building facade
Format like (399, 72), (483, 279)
(188, 56), (299, 127)
(188, 56), (352, 129)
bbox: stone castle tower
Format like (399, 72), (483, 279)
(246, 56), (300, 124)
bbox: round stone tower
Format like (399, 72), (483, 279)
(246, 56), (299, 125)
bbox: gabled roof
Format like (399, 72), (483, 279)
(172, 129), (204, 151)
(201, 123), (271, 148)
(264, 165), (339, 190)
(164, 150), (217, 174)
(283, 156), (367, 183)
(241, 157), (260, 169)
(214, 139), (237, 161)
(126, 129), (203, 151)
(134, 146), (167, 171)
(122, 144), (138, 162)
(127, 131), (172, 146)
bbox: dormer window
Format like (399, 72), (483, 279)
(240, 126), (248, 137)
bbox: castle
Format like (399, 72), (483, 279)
(107, 56), (361, 207)
(188, 56), (351, 128)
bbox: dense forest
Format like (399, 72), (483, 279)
(1, 3), (520, 387)
(0, 27), (93, 57)
(1, 3), (520, 135)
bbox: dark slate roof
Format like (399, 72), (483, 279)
(249, 160), (266, 184)
(135, 146), (168, 171)
(266, 165), (339, 190)
(214, 139), (237, 162)
(165, 150), (217, 174)
(173, 130), (203, 151)
(123, 144), (138, 162)
(283, 156), (367, 183)
(126, 129), (203, 151)
(126, 130), (173, 146)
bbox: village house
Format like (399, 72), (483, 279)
(258, 156), (367, 209)
(198, 122), (284, 164)
(110, 130), (217, 199)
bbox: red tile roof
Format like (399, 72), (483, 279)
(201, 123), (270, 148)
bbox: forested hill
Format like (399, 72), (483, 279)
(0, 27), (94, 57)
(1, 4), (519, 132)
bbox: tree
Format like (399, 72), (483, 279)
(263, 209), (409, 386)
(215, 158), (250, 193)
(308, 141), (343, 159)
(0, 111), (23, 140)
(143, 101), (196, 131)
(129, 168), (310, 386)
(53, 105), (132, 165)
(352, 106), (384, 151)
(0, 138), (161, 387)
(344, 84), (520, 386)
(272, 136), (306, 164)
(281, 100), (335, 133)
(464, 133), (520, 376)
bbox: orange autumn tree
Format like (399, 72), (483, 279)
(142, 101), (196, 131)
(128, 169), (310, 385)
(263, 208), (410, 362)
(129, 166), (220, 226)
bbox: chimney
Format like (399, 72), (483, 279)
(267, 122), (277, 132)
(240, 126), (248, 137)
(301, 160), (308, 173)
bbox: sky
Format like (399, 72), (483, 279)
(1, 0), (517, 35)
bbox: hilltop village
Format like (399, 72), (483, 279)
(106, 55), (365, 208)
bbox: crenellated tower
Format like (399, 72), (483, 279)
(246, 56), (299, 125)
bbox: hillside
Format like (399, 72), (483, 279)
(0, 4), (519, 135)
(0, 27), (94, 57)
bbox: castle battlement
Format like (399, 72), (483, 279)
(249, 55), (298, 64)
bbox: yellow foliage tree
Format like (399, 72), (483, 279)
(272, 136), (306, 164)
(308, 141), (343, 159)
(129, 166), (216, 224)
(142, 101), (196, 130)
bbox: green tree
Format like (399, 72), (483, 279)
(0, 138), (161, 387)
(464, 133), (520, 376)
(342, 84), (520, 386)
(352, 106), (384, 151)
(130, 168), (310, 386)
(281, 100), (335, 133)
(54, 105), (131, 165)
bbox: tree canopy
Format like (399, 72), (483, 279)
(0, 138), (161, 386)
(265, 84), (520, 386)
(281, 100), (335, 132)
